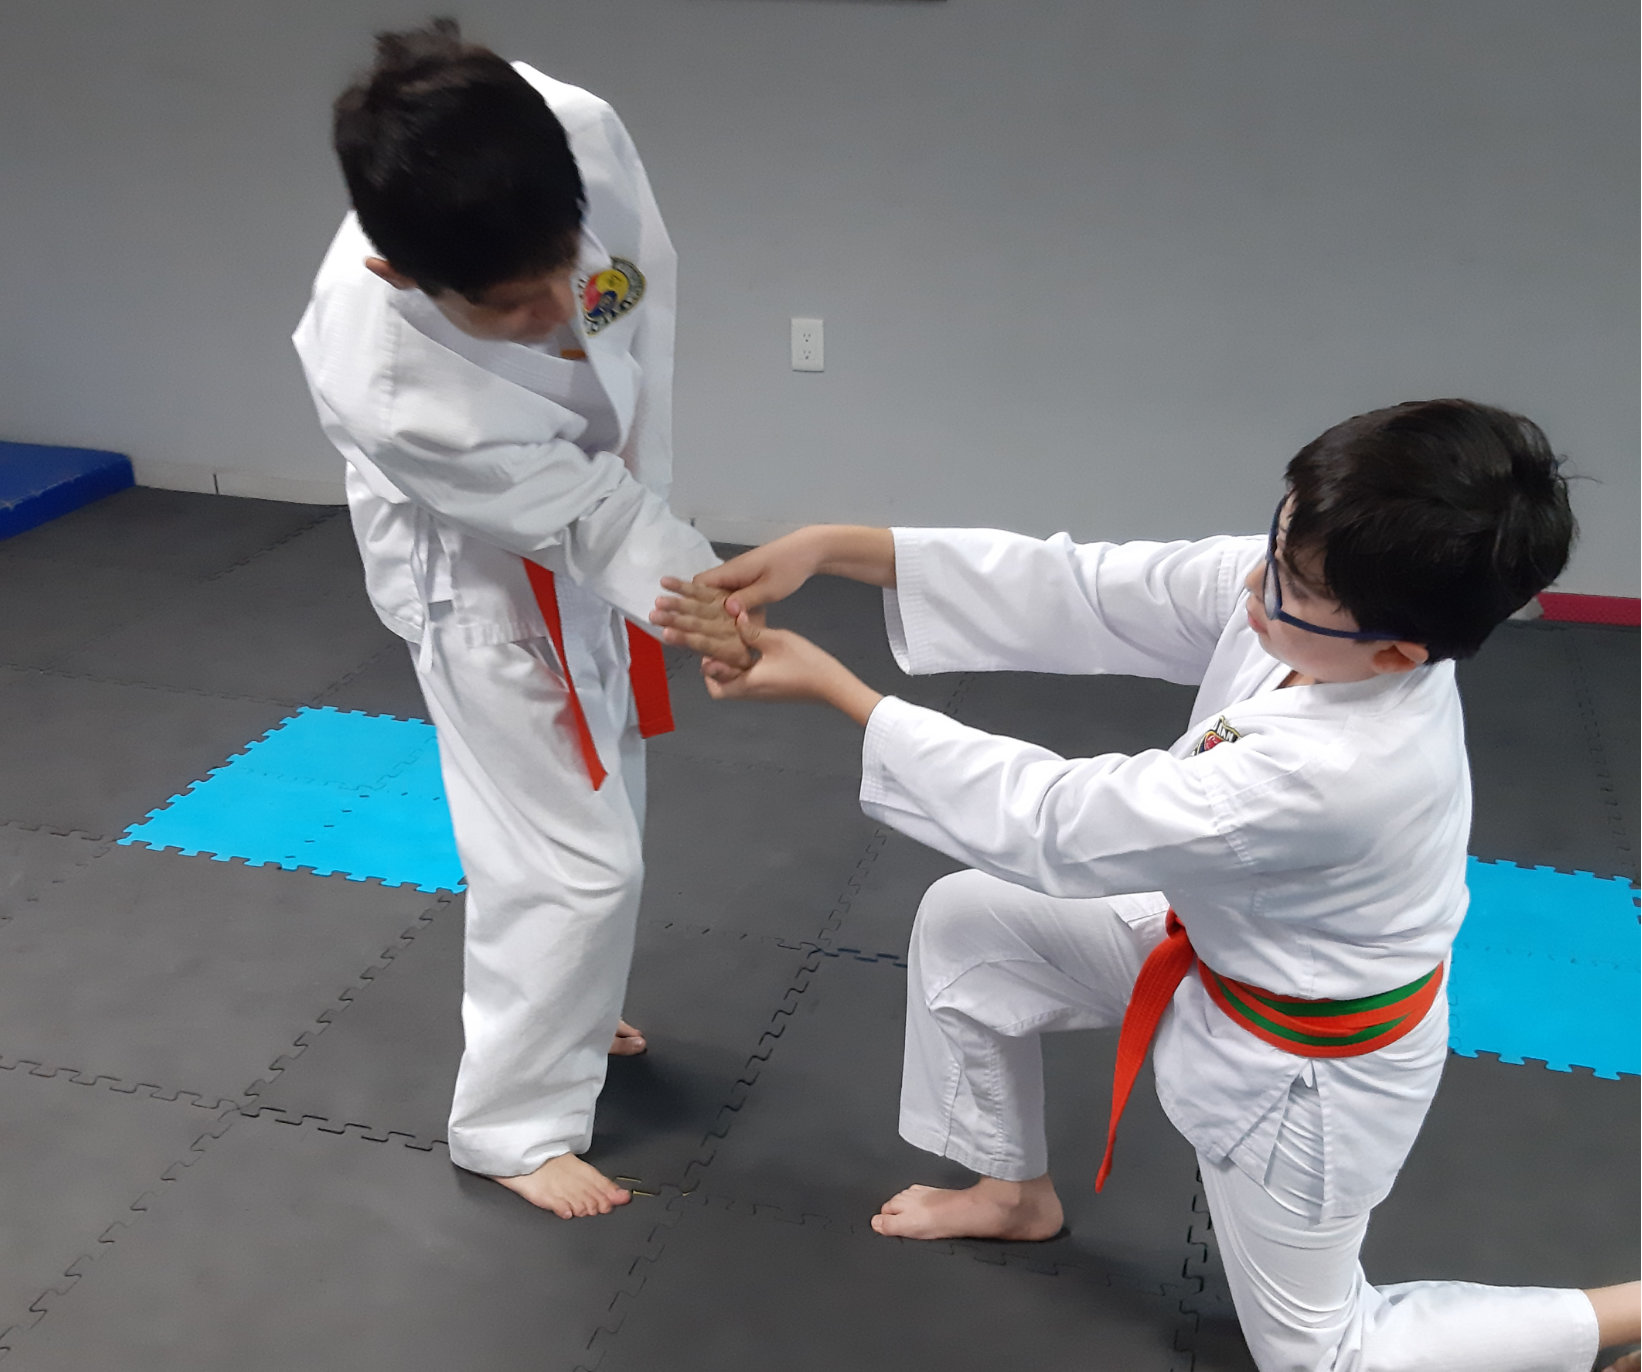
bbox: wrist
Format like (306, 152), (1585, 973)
(812, 525), (896, 588)
(792, 525), (836, 579)
(822, 666), (882, 728)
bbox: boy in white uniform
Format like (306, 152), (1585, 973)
(293, 20), (741, 1219)
(655, 399), (1639, 1369)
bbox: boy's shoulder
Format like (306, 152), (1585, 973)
(1191, 661), (1464, 854)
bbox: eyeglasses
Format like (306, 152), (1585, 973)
(1263, 498), (1397, 641)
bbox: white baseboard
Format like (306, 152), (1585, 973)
(686, 513), (805, 549)
(134, 461), (345, 506)
(130, 458), (218, 495)
(215, 470), (346, 505)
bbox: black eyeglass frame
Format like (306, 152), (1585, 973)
(1263, 498), (1400, 642)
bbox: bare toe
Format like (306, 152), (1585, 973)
(610, 1018), (648, 1057)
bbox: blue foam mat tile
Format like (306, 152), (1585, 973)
(225, 707), (438, 791)
(0, 442), (134, 540)
(1449, 947), (1639, 1078)
(1451, 858), (1640, 1079)
(119, 711), (461, 893)
(1462, 857), (1639, 969)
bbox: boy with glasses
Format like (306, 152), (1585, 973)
(655, 398), (1638, 1370)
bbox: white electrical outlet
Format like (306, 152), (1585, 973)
(791, 317), (824, 372)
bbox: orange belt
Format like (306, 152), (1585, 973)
(521, 560), (675, 791)
(1095, 911), (1443, 1191)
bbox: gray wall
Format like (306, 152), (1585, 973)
(2, 1), (1635, 593)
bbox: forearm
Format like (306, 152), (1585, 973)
(805, 525), (897, 588)
(818, 668), (884, 728)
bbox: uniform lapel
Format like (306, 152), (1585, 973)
(574, 227), (638, 450)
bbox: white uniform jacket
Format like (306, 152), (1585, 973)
(863, 528), (1469, 1218)
(292, 65), (717, 649)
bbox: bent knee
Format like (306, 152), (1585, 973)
(908, 869), (1036, 981)
(912, 869), (1002, 938)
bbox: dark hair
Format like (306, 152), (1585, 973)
(1282, 399), (1576, 661)
(332, 17), (584, 299)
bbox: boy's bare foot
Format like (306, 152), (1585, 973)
(610, 1018), (647, 1056)
(1602, 1353), (1639, 1372)
(493, 1154), (632, 1219)
(870, 1174), (1064, 1241)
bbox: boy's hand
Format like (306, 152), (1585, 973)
(693, 530), (822, 614)
(650, 578), (758, 670)
(702, 614), (883, 726)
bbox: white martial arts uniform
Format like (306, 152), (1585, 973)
(861, 527), (1599, 1372)
(292, 67), (718, 1176)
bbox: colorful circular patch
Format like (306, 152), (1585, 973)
(582, 258), (645, 335)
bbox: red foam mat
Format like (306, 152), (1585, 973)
(1537, 593), (1640, 627)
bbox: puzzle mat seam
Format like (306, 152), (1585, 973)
(311, 640), (432, 725)
(658, 920), (1214, 1291)
(0, 661), (300, 712)
(195, 507), (345, 585)
(573, 1189), (692, 1372)
(0, 1098), (240, 1361)
(233, 916), (844, 1167)
(0, 828), (115, 919)
(570, 1186), (1207, 1372)
(235, 892), (453, 1109)
(597, 831), (900, 1194)
(0, 882), (451, 1136)
(567, 1190), (1083, 1372)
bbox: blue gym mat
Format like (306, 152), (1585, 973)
(0, 440), (133, 540)
(119, 709), (1641, 1077)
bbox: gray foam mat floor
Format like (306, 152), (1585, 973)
(1459, 621), (1637, 881)
(313, 638), (430, 721)
(594, 1192), (1188, 1372)
(947, 667), (1200, 762)
(0, 559), (201, 672)
(0, 671), (293, 838)
(1, 1113), (678, 1372)
(1, 493), (1635, 1370)
(705, 946), (1203, 1292)
(638, 748), (881, 940)
(0, 1066), (230, 1346)
(0, 825), (109, 914)
(0, 843), (441, 1104)
(0, 486), (328, 580)
(250, 906), (819, 1192)
(49, 517), (399, 704)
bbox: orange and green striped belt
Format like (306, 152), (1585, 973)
(1095, 911), (1443, 1190)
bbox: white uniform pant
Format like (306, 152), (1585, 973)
(413, 594), (645, 1178)
(901, 870), (1600, 1372)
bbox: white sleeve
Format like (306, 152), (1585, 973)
(296, 275), (715, 629)
(884, 527), (1260, 685)
(369, 366), (716, 628)
(859, 695), (1250, 899)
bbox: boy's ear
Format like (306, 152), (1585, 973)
(364, 257), (419, 291)
(1370, 640), (1430, 676)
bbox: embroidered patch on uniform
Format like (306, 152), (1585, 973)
(581, 258), (645, 335)
(1192, 716), (1243, 755)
